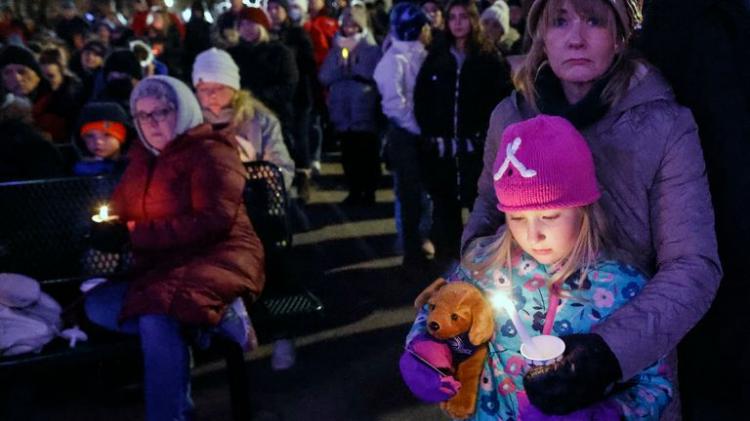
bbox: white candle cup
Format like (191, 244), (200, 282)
(520, 335), (566, 368)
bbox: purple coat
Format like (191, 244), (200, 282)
(463, 64), (721, 415)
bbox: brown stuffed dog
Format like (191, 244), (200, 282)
(426, 281), (495, 419)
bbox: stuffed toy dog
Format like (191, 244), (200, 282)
(401, 281), (495, 419)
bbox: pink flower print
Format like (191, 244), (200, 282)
(518, 258), (538, 276)
(498, 377), (516, 396)
(504, 356), (524, 377)
(490, 269), (510, 288)
(593, 288), (614, 308)
(590, 270), (615, 283)
(524, 274), (545, 291)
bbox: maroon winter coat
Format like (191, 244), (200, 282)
(112, 124), (265, 326)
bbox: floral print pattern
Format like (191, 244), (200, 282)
(406, 238), (673, 421)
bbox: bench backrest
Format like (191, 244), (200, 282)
(0, 176), (120, 282)
(243, 161), (292, 255)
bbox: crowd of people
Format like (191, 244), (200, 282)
(1, 0), (748, 420)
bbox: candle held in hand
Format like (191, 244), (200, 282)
(491, 292), (538, 354)
(341, 47), (349, 61)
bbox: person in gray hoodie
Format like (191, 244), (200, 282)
(422, 0), (721, 418)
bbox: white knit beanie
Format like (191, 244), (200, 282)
(481, 1), (510, 37)
(289, 0), (308, 15)
(192, 47), (241, 91)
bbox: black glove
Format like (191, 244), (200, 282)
(523, 333), (622, 415)
(89, 221), (130, 253)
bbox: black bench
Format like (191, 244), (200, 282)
(0, 161), (323, 419)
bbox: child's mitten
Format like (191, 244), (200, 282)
(523, 333), (621, 415)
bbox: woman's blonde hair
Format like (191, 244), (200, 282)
(514, 0), (641, 110)
(229, 89), (276, 127)
(463, 203), (612, 296)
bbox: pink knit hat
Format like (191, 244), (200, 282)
(492, 115), (600, 212)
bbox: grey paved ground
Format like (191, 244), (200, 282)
(6, 158), (448, 421)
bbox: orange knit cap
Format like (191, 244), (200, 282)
(80, 121), (127, 144)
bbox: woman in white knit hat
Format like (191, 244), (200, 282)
(192, 47), (295, 189)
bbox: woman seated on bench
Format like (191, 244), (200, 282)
(84, 75), (265, 421)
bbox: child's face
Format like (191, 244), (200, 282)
(83, 129), (121, 159)
(506, 208), (582, 265)
(195, 81), (236, 115)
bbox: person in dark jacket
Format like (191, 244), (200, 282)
(38, 47), (85, 133)
(0, 45), (76, 143)
(94, 48), (143, 116)
(0, 92), (64, 181)
(84, 75), (265, 421)
(414, 0), (512, 263)
(70, 39), (107, 103)
(228, 7), (299, 168)
(319, 6), (382, 205)
(55, 0), (90, 51)
(269, 0), (317, 195)
(182, 1), (212, 82)
(72, 102), (132, 176)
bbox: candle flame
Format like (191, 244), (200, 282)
(341, 48), (349, 60)
(490, 292), (516, 315)
(98, 205), (109, 220)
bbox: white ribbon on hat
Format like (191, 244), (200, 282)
(493, 137), (537, 181)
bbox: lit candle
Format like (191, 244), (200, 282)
(491, 292), (538, 354)
(341, 47), (349, 62)
(92, 204), (118, 223)
(99, 205), (109, 221)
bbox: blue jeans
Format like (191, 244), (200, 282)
(84, 281), (193, 421)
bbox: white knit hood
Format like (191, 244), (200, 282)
(129, 75), (204, 155)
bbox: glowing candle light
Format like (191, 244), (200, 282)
(99, 205), (109, 221)
(341, 47), (349, 61)
(92, 204), (118, 223)
(491, 292), (538, 354)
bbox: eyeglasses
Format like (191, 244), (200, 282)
(134, 107), (174, 124)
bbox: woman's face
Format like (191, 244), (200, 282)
(309, 0), (325, 14)
(41, 63), (64, 91)
(268, 1), (288, 27)
(481, 17), (505, 42)
(422, 2), (444, 29)
(238, 20), (261, 43)
(1, 64), (41, 96)
(195, 81), (236, 115)
(448, 5), (471, 42)
(97, 25), (111, 44)
(543, 0), (618, 88)
(83, 129), (121, 159)
(341, 18), (361, 37)
(82, 50), (104, 71)
(134, 96), (177, 151)
(506, 208), (582, 265)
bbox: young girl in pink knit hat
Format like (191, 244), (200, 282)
(405, 115), (672, 420)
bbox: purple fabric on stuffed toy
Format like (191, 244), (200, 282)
(399, 333), (461, 403)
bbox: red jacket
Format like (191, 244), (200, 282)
(304, 15), (339, 69)
(112, 124), (265, 326)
